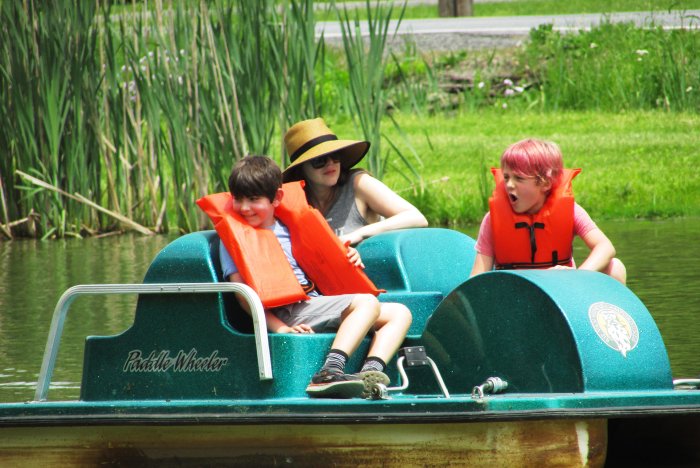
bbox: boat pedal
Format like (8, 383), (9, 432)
(389, 346), (451, 399)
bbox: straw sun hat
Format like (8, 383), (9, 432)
(283, 118), (370, 182)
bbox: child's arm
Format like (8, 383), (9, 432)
(345, 244), (365, 269)
(263, 311), (314, 334)
(227, 272), (314, 334)
(470, 215), (494, 277)
(470, 252), (494, 277)
(577, 228), (617, 273)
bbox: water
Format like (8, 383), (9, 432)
(1, 219), (699, 403)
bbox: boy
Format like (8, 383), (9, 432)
(470, 138), (626, 283)
(200, 155), (412, 398)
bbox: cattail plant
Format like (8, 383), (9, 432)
(0, 0), (411, 237)
(335, 0), (404, 179)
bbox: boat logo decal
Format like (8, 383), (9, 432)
(123, 349), (229, 373)
(588, 302), (639, 357)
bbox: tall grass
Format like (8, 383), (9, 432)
(384, 21), (699, 114)
(520, 22), (700, 112)
(335, 0), (404, 178)
(1, 0), (399, 238)
(0, 2), (102, 238)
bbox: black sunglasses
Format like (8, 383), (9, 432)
(309, 155), (340, 169)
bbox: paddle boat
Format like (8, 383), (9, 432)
(1, 227), (699, 466)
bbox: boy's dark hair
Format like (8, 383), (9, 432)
(228, 155), (282, 202)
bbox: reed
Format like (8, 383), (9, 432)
(1, 0), (400, 238)
(0, 1), (102, 237)
(278, 0), (325, 164)
(335, 0), (403, 178)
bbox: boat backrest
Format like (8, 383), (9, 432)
(358, 228), (476, 334)
(359, 228), (475, 296)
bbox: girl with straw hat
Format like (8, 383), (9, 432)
(283, 118), (427, 245)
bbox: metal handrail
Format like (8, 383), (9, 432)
(390, 355), (451, 399)
(34, 282), (271, 402)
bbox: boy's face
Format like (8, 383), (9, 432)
(232, 188), (283, 228)
(502, 165), (551, 215)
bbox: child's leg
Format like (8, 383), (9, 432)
(327, 294), (381, 358)
(604, 258), (627, 285)
(355, 303), (412, 398)
(307, 294), (380, 398)
(363, 302), (412, 367)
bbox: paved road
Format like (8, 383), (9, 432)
(317, 9), (700, 50)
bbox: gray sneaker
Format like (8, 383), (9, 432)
(305, 370), (365, 398)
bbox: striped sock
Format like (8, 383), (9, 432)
(321, 349), (348, 374)
(360, 356), (386, 373)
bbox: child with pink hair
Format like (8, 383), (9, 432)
(470, 138), (626, 283)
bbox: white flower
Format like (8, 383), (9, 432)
(514, 86), (524, 93)
(590, 42), (598, 49)
(148, 51), (154, 57)
(121, 65), (127, 72)
(504, 89), (515, 97)
(635, 49), (649, 56)
(180, 49), (186, 56)
(178, 76), (184, 85)
(687, 86), (693, 93)
(477, 81), (485, 89)
(502, 103), (508, 109)
(503, 78), (513, 86)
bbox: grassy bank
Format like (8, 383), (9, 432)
(346, 110), (700, 225)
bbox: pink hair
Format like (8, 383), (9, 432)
(500, 138), (563, 187)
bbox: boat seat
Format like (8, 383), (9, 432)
(357, 228), (476, 335)
(215, 227), (477, 336)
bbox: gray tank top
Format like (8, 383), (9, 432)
(324, 170), (368, 237)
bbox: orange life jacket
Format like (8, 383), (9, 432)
(489, 168), (581, 270)
(196, 181), (380, 308)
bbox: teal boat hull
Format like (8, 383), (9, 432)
(1, 228), (699, 466)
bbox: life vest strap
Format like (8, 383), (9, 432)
(495, 255), (572, 270)
(514, 221), (545, 263)
(302, 280), (316, 295)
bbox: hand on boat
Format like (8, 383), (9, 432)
(345, 244), (365, 269)
(548, 265), (574, 270)
(340, 231), (364, 246)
